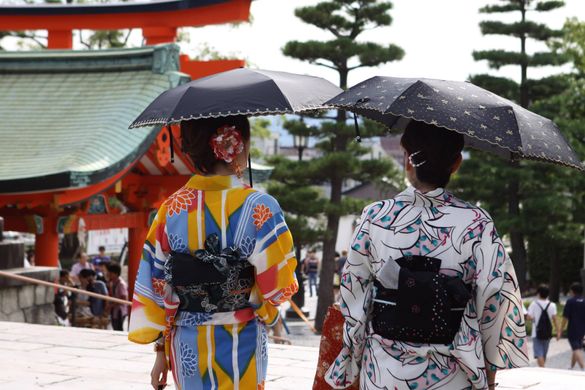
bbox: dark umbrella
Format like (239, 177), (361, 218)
(129, 68), (342, 128)
(326, 76), (583, 171)
(130, 68), (342, 186)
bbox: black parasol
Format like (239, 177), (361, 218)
(326, 76), (583, 171)
(129, 68), (341, 129)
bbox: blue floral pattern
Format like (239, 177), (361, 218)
(180, 342), (198, 377)
(177, 312), (212, 327)
(169, 233), (188, 253)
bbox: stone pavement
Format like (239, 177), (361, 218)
(0, 321), (317, 389)
(1, 320), (585, 389)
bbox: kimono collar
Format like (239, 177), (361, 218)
(401, 185), (452, 208)
(185, 175), (246, 191)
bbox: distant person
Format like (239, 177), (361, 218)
(336, 250), (348, 279)
(527, 285), (559, 367)
(79, 268), (109, 317)
(303, 249), (320, 297)
(94, 259), (109, 284)
(70, 252), (93, 283)
(54, 269), (74, 325)
(92, 245), (111, 266)
(74, 269), (95, 319)
(558, 283), (585, 370)
(106, 262), (128, 331)
(25, 249), (35, 267)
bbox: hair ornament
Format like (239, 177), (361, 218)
(209, 125), (244, 164)
(408, 150), (427, 168)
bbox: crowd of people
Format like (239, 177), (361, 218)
(54, 246), (128, 331)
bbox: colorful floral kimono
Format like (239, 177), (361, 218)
(128, 175), (298, 390)
(325, 186), (528, 390)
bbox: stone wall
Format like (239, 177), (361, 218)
(0, 267), (59, 325)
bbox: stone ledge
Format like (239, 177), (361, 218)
(0, 266), (59, 288)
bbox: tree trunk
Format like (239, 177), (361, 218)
(315, 212), (340, 331)
(291, 244), (306, 309)
(314, 81), (348, 331)
(549, 247), (561, 303)
(508, 164), (527, 291)
(508, 3), (529, 292)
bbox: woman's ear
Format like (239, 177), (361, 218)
(451, 153), (463, 174)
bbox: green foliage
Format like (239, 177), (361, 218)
(550, 18), (585, 73)
(278, 0), (404, 329)
(249, 118), (272, 160)
(80, 30), (131, 49)
(460, 0), (576, 292)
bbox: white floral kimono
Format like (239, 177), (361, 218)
(325, 186), (528, 390)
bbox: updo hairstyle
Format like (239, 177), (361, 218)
(181, 116), (250, 174)
(400, 120), (464, 188)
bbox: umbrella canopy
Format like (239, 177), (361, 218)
(129, 68), (342, 129)
(326, 76), (583, 171)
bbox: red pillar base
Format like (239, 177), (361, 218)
(127, 226), (148, 301)
(35, 216), (59, 267)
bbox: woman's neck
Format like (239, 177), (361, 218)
(411, 180), (438, 194)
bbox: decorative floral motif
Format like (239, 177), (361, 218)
(178, 312), (212, 327)
(180, 342), (198, 377)
(252, 204), (273, 230)
(152, 278), (166, 296)
(209, 125), (244, 163)
(165, 187), (197, 217)
(168, 233), (188, 253)
(240, 236), (256, 257)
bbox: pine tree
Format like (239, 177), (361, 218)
(457, 0), (568, 291)
(282, 0), (404, 329)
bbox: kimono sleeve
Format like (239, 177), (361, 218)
(473, 219), (529, 370)
(326, 203), (378, 388)
(128, 206), (170, 344)
(248, 193), (298, 326)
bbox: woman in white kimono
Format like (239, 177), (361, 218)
(325, 121), (528, 390)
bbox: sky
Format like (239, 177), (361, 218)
(177, 0), (584, 87)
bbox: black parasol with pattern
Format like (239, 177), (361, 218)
(326, 76), (583, 171)
(129, 68), (342, 129)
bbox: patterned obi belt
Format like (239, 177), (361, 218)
(167, 234), (255, 314)
(371, 255), (472, 345)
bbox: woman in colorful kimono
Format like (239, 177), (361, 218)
(325, 121), (528, 390)
(128, 116), (298, 390)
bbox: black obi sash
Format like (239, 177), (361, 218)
(166, 234), (255, 313)
(371, 255), (472, 344)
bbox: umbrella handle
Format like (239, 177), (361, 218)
(248, 153), (253, 188)
(353, 112), (362, 143)
(352, 97), (369, 143)
(168, 126), (175, 163)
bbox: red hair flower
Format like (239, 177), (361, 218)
(209, 125), (244, 164)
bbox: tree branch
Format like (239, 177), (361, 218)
(122, 29), (133, 46)
(314, 61), (338, 70)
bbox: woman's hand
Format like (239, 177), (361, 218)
(151, 351), (168, 390)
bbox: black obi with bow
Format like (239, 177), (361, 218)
(371, 255), (472, 344)
(166, 234), (255, 313)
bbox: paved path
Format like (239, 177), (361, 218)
(0, 321), (317, 389)
(1, 320), (585, 389)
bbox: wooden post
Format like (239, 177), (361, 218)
(35, 215), (59, 267)
(127, 226), (148, 301)
(48, 29), (73, 49)
(142, 26), (177, 45)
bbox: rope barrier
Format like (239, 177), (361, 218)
(0, 269), (311, 342)
(0, 269), (130, 306)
